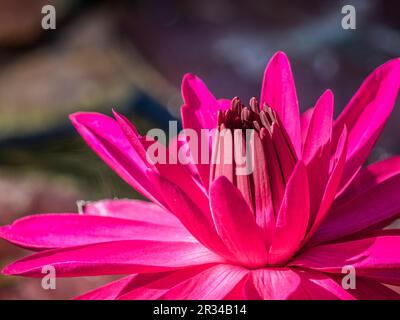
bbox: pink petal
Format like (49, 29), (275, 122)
(112, 110), (152, 168)
(2, 240), (225, 277)
(303, 90), (334, 163)
(114, 111), (210, 216)
(300, 107), (313, 146)
(260, 51), (301, 158)
(69, 113), (164, 207)
(181, 74), (220, 189)
(333, 58), (400, 190)
(217, 98), (232, 110)
(291, 270), (355, 300)
(271, 123), (296, 182)
(210, 176), (269, 268)
(148, 172), (233, 261)
(82, 199), (181, 226)
(246, 268), (354, 300)
(75, 275), (138, 300)
(117, 266), (211, 300)
(302, 90), (334, 216)
(147, 139), (211, 216)
(0, 213), (196, 250)
(252, 132), (275, 245)
(269, 162), (310, 266)
(181, 73), (220, 130)
(310, 159), (400, 245)
(305, 126), (348, 242)
(247, 268), (302, 299)
(330, 275), (400, 300)
(291, 234), (400, 285)
(160, 264), (248, 300)
(338, 156), (400, 201)
(262, 131), (285, 212)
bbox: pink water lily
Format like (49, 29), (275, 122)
(1, 52), (400, 299)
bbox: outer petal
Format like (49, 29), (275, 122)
(82, 199), (181, 226)
(304, 126), (348, 242)
(291, 270), (355, 300)
(291, 234), (400, 285)
(181, 74), (220, 188)
(303, 90), (334, 163)
(338, 156), (400, 202)
(117, 266), (211, 300)
(75, 274), (139, 300)
(333, 58), (400, 190)
(69, 113), (164, 207)
(303, 90), (334, 217)
(2, 240), (225, 277)
(330, 275), (400, 300)
(261, 51), (301, 158)
(160, 264), (248, 300)
(0, 214), (196, 250)
(269, 162), (310, 266)
(310, 159), (400, 245)
(148, 172), (233, 261)
(247, 268), (302, 299)
(300, 107), (314, 147)
(246, 268), (354, 300)
(210, 176), (269, 268)
(113, 110), (210, 213)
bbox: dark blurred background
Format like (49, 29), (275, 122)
(0, 0), (399, 299)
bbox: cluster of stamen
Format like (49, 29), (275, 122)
(217, 97), (277, 134)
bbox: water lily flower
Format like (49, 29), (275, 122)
(1, 52), (400, 299)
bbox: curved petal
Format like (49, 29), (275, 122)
(0, 213), (196, 250)
(113, 110), (210, 212)
(217, 98), (232, 110)
(210, 176), (268, 268)
(181, 74), (220, 189)
(303, 90), (334, 217)
(82, 199), (181, 226)
(291, 234), (400, 285)
(333, 58), (400, 190)
(160, 264), (248, 300)
(338, 156), (400, 202)
(69, 113), (165, 207)
(75, 275), (139, 300)
(304, 126), (348, 243)
(292, 270), (356, 300)
(181, 73), (220, 130)
(303, 90), (334, 163)
(330, 275), (400, 300)
(117, 266), (211, 300)
(269, 162), (310, 266)
(260, 51), (301, 158)
(111, 110), (152, 168)
(247, 268), (302, 299)
(245, 268), (354, 300)
(310, 161), (400, 246)
(2, 240), (225, 277)
(300, 107), (314, 147)
(148, 172), (233, 261)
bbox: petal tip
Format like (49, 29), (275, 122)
(1, 263), (14, 276)
(270, 51), (290, 64)
(182, 73), (196, 83)
(0, 225), (9, 240)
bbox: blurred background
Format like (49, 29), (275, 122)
(0, 0), (399, 299)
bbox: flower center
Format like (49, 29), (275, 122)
(210, 97), (297, 235)
(217, 96), (276, 133)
